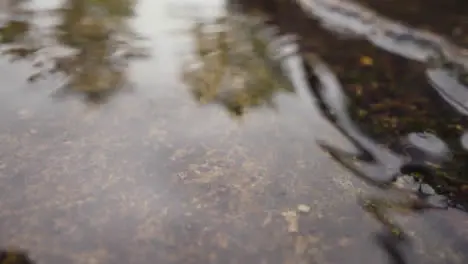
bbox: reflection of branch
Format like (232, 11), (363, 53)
(296, 0), (468, 66)
(426, 67), (468, 116)
(304, 54), (403, 178)
(296, 0), (468, 117)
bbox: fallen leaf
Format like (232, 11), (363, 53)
(360, 56), (373, 66)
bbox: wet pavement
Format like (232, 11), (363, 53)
(0, 0), (467, 263)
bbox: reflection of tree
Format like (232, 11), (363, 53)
(0, 0), (36, 58)
(181, 13), (295, 117)
(0, 0), (148, 103)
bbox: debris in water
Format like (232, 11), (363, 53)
(282, 210), (299, 233)
(360, 56), (373, 66)
(297, 204), (311, 213)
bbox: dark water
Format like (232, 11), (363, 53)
(0, 0), (467, 263)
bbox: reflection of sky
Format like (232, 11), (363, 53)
(129, 0), (227, 95)
(29, 0), (62, 10)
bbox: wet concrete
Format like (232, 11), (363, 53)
(0, 0), (467, 264)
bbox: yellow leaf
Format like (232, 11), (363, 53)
(360, 56), (373, 66)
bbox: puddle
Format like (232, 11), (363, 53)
(0, 0), (467, 264)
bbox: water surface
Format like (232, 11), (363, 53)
(0, 0), (467, 264)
